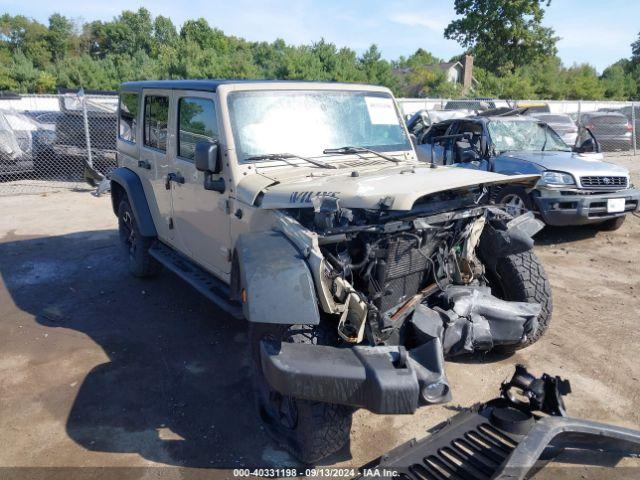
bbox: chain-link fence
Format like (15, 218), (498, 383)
(0, 92), (117, 196)
(1, 93), (638, 196)
(398, 98), (639, 155)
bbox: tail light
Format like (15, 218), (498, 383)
(626, 122), (633, 132)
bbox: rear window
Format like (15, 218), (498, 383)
(143, 95), (169, 151)
(590, 115), (627, 125)
(119, 93), (138, 142)
(178, 97), (218, 160)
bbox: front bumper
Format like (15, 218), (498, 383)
(260, 339), (451, 414)
(533, 187), (640, 226)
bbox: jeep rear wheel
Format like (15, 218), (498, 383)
(117, 198), (160, 278)
(249, 323), (352, 464)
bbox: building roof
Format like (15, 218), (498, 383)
(424, 61), (463, 73)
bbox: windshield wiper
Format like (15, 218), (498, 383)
(541, 124), (549, 151)
(322, 146), (401, 164)
(245, 153), (337, 169)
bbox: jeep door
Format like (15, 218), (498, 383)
(167, 91), (231, 278)
(139, 90), (174, 241)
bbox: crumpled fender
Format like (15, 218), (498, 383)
(235, 230), (320, 325)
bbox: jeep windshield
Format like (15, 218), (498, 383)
(227, 90), (412, 162)
(488, 118), (571, 153)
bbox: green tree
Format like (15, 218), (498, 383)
(444, 0), (558, 72)
(563, 64), (605, 100)
(47, 14), (74, 62)
(600, 63), (637, 100)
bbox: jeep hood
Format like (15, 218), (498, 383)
(236, 164), (539, 210)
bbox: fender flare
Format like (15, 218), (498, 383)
(234, 231), (320, 325)
(110, 167), (157, 238)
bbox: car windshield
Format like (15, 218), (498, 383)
(487, 119), (570, 152)
(227, 90), (412, 162)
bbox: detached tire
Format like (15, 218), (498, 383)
(490, 250), (552, 350)
(249, 323), (352, 464)
(596, 216), (626, 231)
(117, 198), (160, 278)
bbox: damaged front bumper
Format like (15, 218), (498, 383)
(260, 286), (540, 414)
(260, 338), (450, 414)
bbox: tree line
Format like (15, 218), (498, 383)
(0, 3), (638, 100)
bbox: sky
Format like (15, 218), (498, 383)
(2, 0), (637, 73)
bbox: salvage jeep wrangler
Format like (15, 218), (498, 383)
(111, 80), (552, 463)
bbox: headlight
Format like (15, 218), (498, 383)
(539, 171), (576, 187)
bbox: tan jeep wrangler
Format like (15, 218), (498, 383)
(111, 80), (552, 463)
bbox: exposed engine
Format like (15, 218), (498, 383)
(287, 189), (544, 359)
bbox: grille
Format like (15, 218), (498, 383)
(404, 423), (518, 480)
(580, 176), (627, 189)
(374, 237), (428, 312)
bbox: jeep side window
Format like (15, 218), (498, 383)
(119, 93), (138, 143)
(143, 95), (169, 151)
(177, 97), (218, 161)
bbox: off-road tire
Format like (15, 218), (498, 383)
(490, 250), (552, 351)
(249, 322), (352, 464)
(596, 216), (626, 231)
(117, 198), (160, 278)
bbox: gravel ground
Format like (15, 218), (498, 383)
(0, 155), (638, 478)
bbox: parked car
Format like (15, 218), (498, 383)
(0, 111), (37, 176)
(529, 112), (579, 146)
(577, 111), (632, 151)
(410, 112), (640, 230)
(110, 80), (553, 463)
(618, 105), (640, 147)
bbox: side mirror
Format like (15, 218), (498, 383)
(195, 140), (221, 173)
(574, 130), (601, 154)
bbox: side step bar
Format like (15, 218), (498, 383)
(149, 242), (244, 319)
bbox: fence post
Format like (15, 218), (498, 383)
(632, 101), (637, 155)
(79, 88), (93, 168)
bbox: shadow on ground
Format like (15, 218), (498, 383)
(1, 229), (344, 469)
(534, 224), (602, 245)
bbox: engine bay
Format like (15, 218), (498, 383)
(286, 189), (545, 357)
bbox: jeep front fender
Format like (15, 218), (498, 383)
(110, 167), (157, 238)
(235, 231), (320, 325)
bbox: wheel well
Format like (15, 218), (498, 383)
(111, 181), (126, 216)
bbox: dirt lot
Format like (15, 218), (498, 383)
(1, 156), (639, 478)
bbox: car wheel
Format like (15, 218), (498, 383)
(486, 250), (553, 352)
(597, 216), (626, 231)
(249, 322), (352, 464)
(495, 186), (534, 218)
(117, 197), (161, 277)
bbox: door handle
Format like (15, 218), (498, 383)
(165, 172), (185, 190)
(138, 159), (151, 170)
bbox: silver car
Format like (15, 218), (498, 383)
(530, 112), (578, 146)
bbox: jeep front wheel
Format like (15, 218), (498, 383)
(249, 322), (352, 464)
(486, 250), (553, 351)
(117, 198), (160, 278)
